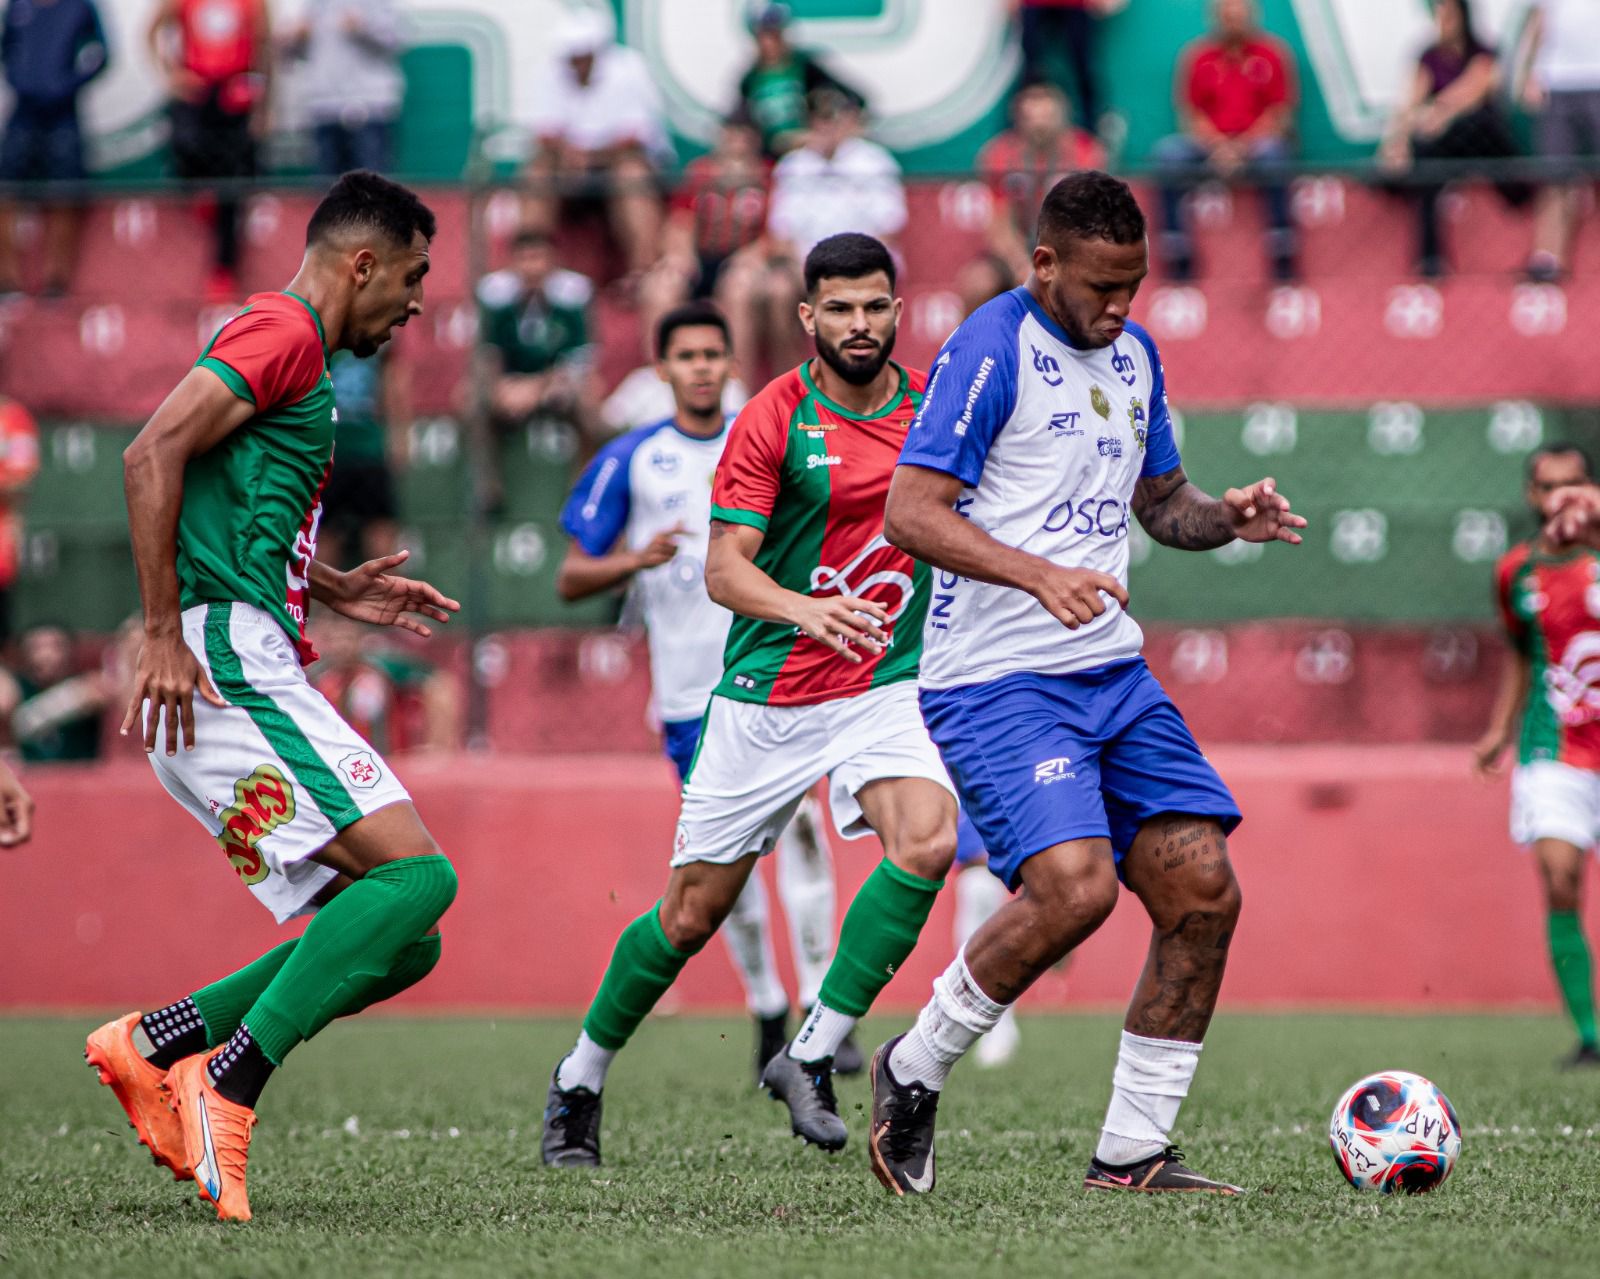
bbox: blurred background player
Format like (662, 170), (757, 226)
(869, 172), (1304, 1197)
(1475, 443), (1600, 1069)
(554, 300), (851, 1080)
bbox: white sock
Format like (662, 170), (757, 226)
(721, 870), (790, 1019)
(788, 999), (856, 1063)
(953, 864), (1007, 951)
(556, 1030), (615, 1093)
(1094, 1031), (1202, 1167)
(775, 797), (836, 1008)
(887, 949), (1008, 1090)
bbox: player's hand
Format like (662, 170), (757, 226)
(1029, 564), (1128, 631)
(1223, 478), (1307, 545)
(0, 760), (33, 847)
(633, 524), (687, 571)
(1543, 484), (1600, 547)
(325, 549), (461, 638)
(120, 629), (225, 756)
(790, 594), (889, 663)
(1471, 730), (1511, 778)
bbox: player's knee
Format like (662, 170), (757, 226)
(659, 892), (724, 953)
(1027, 855), (1119, 942)
(886, 820), (958, 882)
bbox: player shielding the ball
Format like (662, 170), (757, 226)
(868, 171), (1305, 1196)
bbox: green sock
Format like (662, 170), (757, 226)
(192, 939), (300, 1047)
(243, 854), (458, 1065)
(581, 902), (699, 1051)
(1549, 911), (1598, 1048)
(818, 858), (944, 1018)
(335, 932), (443, 1023)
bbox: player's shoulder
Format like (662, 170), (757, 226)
(215, 292), (319, 341)
(1496, 537), (1538, 579)
(950, 287), (1032, 351)
(595, 418), (670, 472)
(739, 366), (808, 421)
(1121, 318), (1163, 363)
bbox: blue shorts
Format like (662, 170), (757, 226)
(662, 717), (704, 784)
(955, 810), (988, 867)
(919, 659), (1241, 891)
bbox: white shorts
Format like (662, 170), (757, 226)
(671, 680), (955, 867)
(148, 602), (412, 923)
(1510, 760), (1600, 850)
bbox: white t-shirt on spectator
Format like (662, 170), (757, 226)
(529, 44), (673, 162)
(601, 366), (750, 434)
(1537, 0), (1600, 92)
(767, 137), (908, 258)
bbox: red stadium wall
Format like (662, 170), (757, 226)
(4, 749), (1593, 1014)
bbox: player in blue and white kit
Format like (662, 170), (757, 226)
(555, 302), (856, 1082)
(865, 173), (1305, 1196)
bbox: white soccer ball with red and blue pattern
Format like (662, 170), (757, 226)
(1328, 1070), (1461, 1193)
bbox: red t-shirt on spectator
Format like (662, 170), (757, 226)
(979, 128), (1105, 236)
(671, 155), (771, 262)
(1184, 36), (1293, 137)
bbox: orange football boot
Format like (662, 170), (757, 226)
(84, 1012), (193, 1181)
(166, 1052), (258, 1222)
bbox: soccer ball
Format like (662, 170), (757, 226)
(1328, 1070), (1461, 1193)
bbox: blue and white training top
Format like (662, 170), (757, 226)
(898, 287), (1181, 691)
(559, 416), (734, 721)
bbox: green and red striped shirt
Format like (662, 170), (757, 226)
(1496, 538), (1600, 769)
(710, 360), (929, 706)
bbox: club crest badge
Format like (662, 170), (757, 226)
(1090, 385), (1111, 419)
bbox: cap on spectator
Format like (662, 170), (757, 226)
(557, 9), (612, 58)
(750, 4), (792, 33)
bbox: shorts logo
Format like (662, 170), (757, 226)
(1033, 757), (1076, 785)
(338, 751), (383, 789)
(214, 763), (297, 886)
(674, 823), (690, 857)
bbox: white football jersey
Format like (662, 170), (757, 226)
(898, 287), (1181, 691)
(559, 417), (734, 721)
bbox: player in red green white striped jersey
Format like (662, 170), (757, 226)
(1477, 444), (1600, 1069)
(544, 234), (959, 1166)
(88, 173), (460, 1221)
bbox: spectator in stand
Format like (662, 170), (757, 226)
(476, 228), (599, 446)
(281, 0), (405, 176)
(1377, 0), (1531, 279)
(640, 115), (771, 382)
(0, 0), (108, 299)
(733, 88), (905, 378)
(0, 622), (106, 762)
(1011, 0), (1120, 135)
(0, 397), (40, 642)
(524, 8), (669, 282)
(736, 3), (863, 159)
(309, 615), (463, 754)
(148, 0), (273, 302)
(1152, 0), (1298, 283)
(960, 81), (1104, 315)
(1518, 0), (1600, 282)
(317, 346), (410, 568)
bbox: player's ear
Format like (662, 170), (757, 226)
(1032, 241), (1057, 284)
(798, 299), (815, 337)
(352, 247), (378, 287)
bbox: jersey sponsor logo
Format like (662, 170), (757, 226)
(1547, 633), (1600, 728)
(1097, 436), (1124, 460)
(1090, 385), (1112, 419)
(214, 763), (297, 887)
(913, 351), (952, 430)
(1048, 411), (1084, 438)
(810, 534), (915, 622)
(1030, 345), (1063, 388)
(1111, 345), (1138, 387)
(956, 356), (998, 437)
(1041, 496), (1130, 539)
(337, 750), (383, 790)
(649, 449), (681, 474)
(581, 456), (622, 520)
(1033, 757), (1076, 784)
(806, 453), (843, 469)
(1128, 397), (1147, 452)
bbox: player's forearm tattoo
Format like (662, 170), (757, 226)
(1132, 465), (1237, 551)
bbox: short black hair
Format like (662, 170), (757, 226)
(306, 170), (436, 249)
(657, 302), (731, 359)
(1036, 170), (1146, 250)
(1528, 441), (1594, 480)
(512, 228), (554, 252)
(803, 232), (896, 296)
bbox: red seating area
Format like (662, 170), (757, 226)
(4, 178), (1600, 419)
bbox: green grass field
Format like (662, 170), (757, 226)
(3, 1012), (1598, 1278)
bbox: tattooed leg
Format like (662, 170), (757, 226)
(1119, 815), (1242, 1043)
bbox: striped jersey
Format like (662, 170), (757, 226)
(709, 360), (929, 707)
(1496, 538), (1600, 769)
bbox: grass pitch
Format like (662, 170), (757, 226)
(2, 1012), (1598, 1278)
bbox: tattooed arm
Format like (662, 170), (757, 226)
(1132, 465), (1307, 551)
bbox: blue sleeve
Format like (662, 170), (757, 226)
(1127, 322), (1181, 478)
(558, 429), (646, 556)
(897, 300), (1021, 487)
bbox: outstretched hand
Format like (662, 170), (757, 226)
(326, 550), (462, 637)
(1543, 484), (1600, 548)
(1223, 478), (1307, 545)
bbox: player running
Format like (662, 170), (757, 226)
(1475, 444), (1600, 1069)
(866, 171), (1305, 1196)
(85, 172), (459, 1222)
(555, 300), (859, 1081)
(543, 233), (958, 1167)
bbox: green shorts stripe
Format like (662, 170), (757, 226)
(203, 603), (357, 825)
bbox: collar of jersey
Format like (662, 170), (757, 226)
(654, 413), (731, 444)
(1014, 285), (1083, 351)
(798, 359), (908, 421)
(282, 291), (329, 354)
